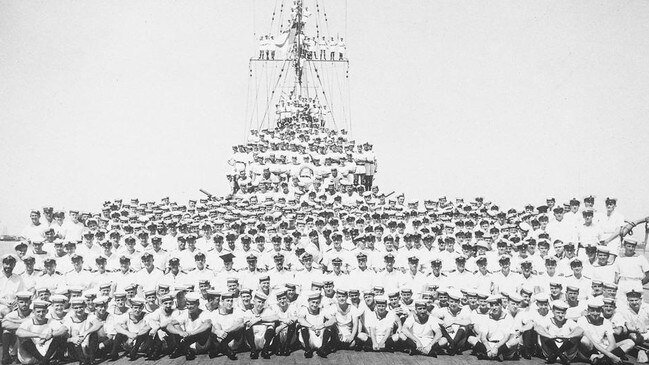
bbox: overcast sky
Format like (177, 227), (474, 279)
(1, 0), (648, 234)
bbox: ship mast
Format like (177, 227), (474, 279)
(295, 0), (303, 89)
(246, 0), (350, 134)
(294, 0), (305, 103)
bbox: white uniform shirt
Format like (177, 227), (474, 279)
(0, 273), (25, 305)
(175, 309), (211, 332)
(364, 310), (397, 343)
(576, 316), (614, 347)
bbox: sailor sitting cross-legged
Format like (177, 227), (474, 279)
(576, 297), (634, 364)
(166, 292), (212, 360)
(328, 289), (363, 352)
(108, 297), (151, 361)
(298, 291), (336, 358)
(16, 300), (68, 365)
(242, 292), (277, 359)
(62, 297), (104, 365)
(364, 295), (401, 353)
(434, 288), (471, 355)
(535, 300), (583, 364)
(401, 299), (443, 357)
(471, 295), (519, 361)
(208, 292), (244, 360)
(270, 289), (298, 356)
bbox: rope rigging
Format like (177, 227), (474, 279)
(257, 59), (290, 131)
(244, 0), (351, 133)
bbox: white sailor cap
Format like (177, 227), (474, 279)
(185, 293), (201, 302)
(587, 297), (604, 309)
(551, 300), (569, 310)
(447, 289), (463, 301)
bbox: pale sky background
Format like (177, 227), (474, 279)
(1, 0), (648, 235)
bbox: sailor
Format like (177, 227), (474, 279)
(29, 242), (48, 272)
(134, 252), (164, 294)
(365, 295), (400, 352)
(186, 252), (215, 291)
(601, 297), (626, 341)
(325, 258), (349, 289)
(428, 259), (448, 289)
(0, 255), (25, 319)
(619, 286), (649, 359)
(377, 253), (401, 293)
(471, 295), (518, 360)
(242, 292), (276, 359)
(270, 289), (297, 355)
(318, 36), (327, 60)
(447, 255), (473, 289)
(492, 256), (521, 295)
(111, 256), (136, 293)
(144, 294), (177, 360)
(434, 289), (471, 355)
(21, 210), (45, 244)
(535, 300), (582, 364)
(294, 253), (322, 293)
(576, 297), (633, 364)
(86, 256), (112, 293)
(109, 297), (151, 361)
(96, 241), (118, 272)
(239, 254), (262, 290)
(401, 299), (442, 357)
(337, 37), (346, 60)
(398, 256), (425, 293)
(472, 257), (493, 293)
(577, 210), (603, 247)
(203, 290), (220, 312)
(142, 289), (158, 314)
(62, 297), (103, 365)
(64, 254), (92, 291)
(614, 238), (649, 297)
(162, 257), (189, 291)
(149, 236), (168, 271)
(77, 232), (101, 264)
(1, 291), (33, 365)
(267, 254), (293, 295)
(321, 280), (337, 308)
(205, 235), (227, 272)
(598, 198), (625, 253)
(298, 291), (335, 358)
(16, 300), (67, 365)
(166, 293), (212, 360)
(328, 289), (362, 351)
(590, 247), (616, 284)
(209, 292), (244, 360)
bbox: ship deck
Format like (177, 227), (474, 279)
(86, 351), (543, 365)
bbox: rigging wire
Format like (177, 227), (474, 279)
(277, 1), (285, 33)
(270, 59), (292, 129)
(319, 0), (330, 36)
(258, 59), (289, 131)
(335, 61), (347, 129)
(269, 0), (279, 35)
(344, 0), (348, 41)
(310, 61), (337, 130)
(346, 61), (352, 135)
(249, 59), (265, 132)
(314, 0), (320, 39)
(244, 60), (253, 142)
